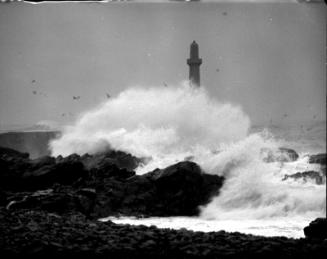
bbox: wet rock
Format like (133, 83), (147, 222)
(83, 150), (141, 172)
(0, 147), (223, 218)
(30, 156), (56, 168)
(92, 161), (223, 218)
(22, 159), (87, 190)
(0, 148), (87, 191)
(309, 153), (326, 165)
(278, 147), (299, 161)
(89, 162), (135, 181)
(148, 161), (224, 216)
(304, 218), (327, 240)
(76, 188), (97, 216)
(0, 147), (32, 190)
(262, 147), (299, 163)
(282, 171), (324, 185)
(5, 187), (97, 217)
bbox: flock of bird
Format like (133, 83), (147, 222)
(31, 79), (111, 101)
(30, 79), (111, 119)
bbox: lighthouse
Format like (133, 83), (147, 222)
(187, 41), (202, 87)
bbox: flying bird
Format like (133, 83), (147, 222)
(106, 93), (111, 99)
(73, 96), (80, 100)
(216, 68), (219, 72)
(222, 12), (227, 16)
(163, 82), (168, 87)
(31, 80), (36, 83)
(32, 90), (37, 95)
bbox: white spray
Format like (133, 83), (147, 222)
(50, 83), (325, 220)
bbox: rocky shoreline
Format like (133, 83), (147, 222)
(0, 146), (223, 218)
(0, 146), (326, 257)
(1, 208), (326, 258)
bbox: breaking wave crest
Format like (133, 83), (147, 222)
(198, 133), (325, 219)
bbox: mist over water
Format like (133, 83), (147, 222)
(199, 133), (325, 220)
(50, 83), (325, 230)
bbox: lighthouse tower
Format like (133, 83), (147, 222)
(187, 41), (202, 87)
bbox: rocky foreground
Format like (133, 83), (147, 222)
(0, 146), (326, 258)
(0, 146), (223, 218)
(0, 208), (326, 258)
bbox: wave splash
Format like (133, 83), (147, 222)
(50, 83), (325, 220)
(198, 133), (325, 220)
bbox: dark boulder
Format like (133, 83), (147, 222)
(0, 147), (32, 190)
(92, 161), (224, 218)
(304, 218), (327, 240)
(282, 171), (324, 185)
(22, 158), (87, 190)
(278, 147), (299, 161)
(309, 153), (326, 165)
(0, 147), (224, 218)
(30, 156), (56, 168)
(0, 148), (87, 191)
(82, 149), (141, 172)
(92, 176), (151, 218)
(147, 161), (224, 216)
(88, 160), (135, 180)
(6, 187), (96, 217)
(262, 147), (299, 163)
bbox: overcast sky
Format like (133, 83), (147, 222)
(0, 1), (325, 129)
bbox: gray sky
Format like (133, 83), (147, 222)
(0, 2), (325, 128)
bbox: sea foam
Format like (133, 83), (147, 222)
(50, 82), (325, 221)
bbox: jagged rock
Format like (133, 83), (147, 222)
(0, 147), (138, 191)
(5, 187), (96, 217)
(76, 188), (97, 216)
(30, 156), (56, 168)
(82, 150), (141, 172)
(278, 147), (299, 161)
(304, 218), (327, 240)
(0, 148), (32, 191)
(22, 159), (87, 190)
(262, 147), (299, 163)
(282, 171), (324, 185)
(88, 160), (135, 180)
(0, 147), (223, 218)
(93, 161), (223, 218)
(309, 153), (326, 165)
(148, 161), (224, 216)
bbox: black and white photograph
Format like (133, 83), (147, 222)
(0, 0), (326, 257)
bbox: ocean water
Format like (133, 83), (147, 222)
(250, 121), (326, 155)
(48, 84), (325, 238)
